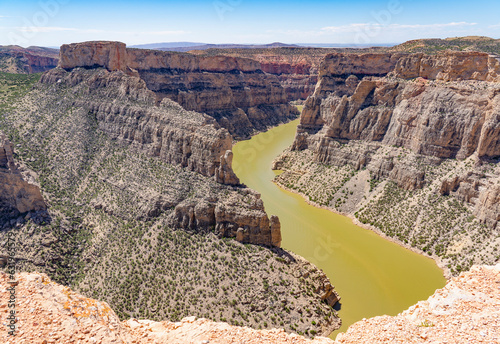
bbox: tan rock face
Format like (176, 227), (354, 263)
(57, 41), (297, 139)
(0, 132), (45, 221)
(215, 150), (240, 186)
(40, 67), (232, 179)
(59, 41), (129, 72)
(296, 51), (500, 165)
(292, 51), (500, 227)
(392, 51), (500, 81)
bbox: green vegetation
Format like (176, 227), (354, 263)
(0, 70), (338, 337)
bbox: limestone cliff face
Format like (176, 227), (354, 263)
(296, 51), (500, 164)
(58, 41), (298, 139)
(41, 67), (232, 178)
(39, 66), (281, 247)
(292, 51), (500, 228)
(0, 132), (45, 221)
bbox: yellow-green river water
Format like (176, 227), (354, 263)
(232, 119), (446, 336)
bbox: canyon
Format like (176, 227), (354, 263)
(1, 37), (500, 342)
(0, 42), (340, 336)
(274, 50), (500, 276)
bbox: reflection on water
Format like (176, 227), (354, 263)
(233, 119), (446, 336)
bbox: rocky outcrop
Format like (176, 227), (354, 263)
(0, 271), (334, 344)
(392, 51), (500, 81)
(336, 264), (500, 343)
(57, 41), (298, 139)
(2, 265), (498, 344)
(215, 150), (240, 186)
(295, 52), (500, 181)
(0, 132), (45, 222)
(40, 67), (232, 179)
(171, 188), (281, 247)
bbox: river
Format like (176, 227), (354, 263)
(232, 118), (446, 336)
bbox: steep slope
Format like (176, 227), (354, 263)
(57, 41), (298, 139)
(0, 132), (46, 223)
(0, 67), (340, 335)
(274, 51), (500, 275)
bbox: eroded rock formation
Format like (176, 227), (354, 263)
(0, 46), (58, 73)
(0, 132), (45, 222)
(57, 41), (298, 139)
(38, 66), (281, 247)
(295, 51), (500, 182)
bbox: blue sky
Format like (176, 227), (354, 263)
(1, 0), (500, 47)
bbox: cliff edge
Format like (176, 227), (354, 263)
(56, 41), (298, 139)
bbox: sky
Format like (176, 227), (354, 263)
(1, 0), (500, 48)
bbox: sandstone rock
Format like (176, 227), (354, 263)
(0, 132), (46, 221)
(295, 52), (500, 167)
(41, 68), (232, 179)
(56, 41), (298, 139)
(215, 150), (240, 186)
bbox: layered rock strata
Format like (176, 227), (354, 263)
(273, 51), (500, 274)
(0, 132), (45, 222)
(39, 66), (281, 247)
(0, 46), (58, 73)
(58, 41), (298, 139)
(295, 51), (500, 194)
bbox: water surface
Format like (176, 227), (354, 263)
(232, 119), (446, 335)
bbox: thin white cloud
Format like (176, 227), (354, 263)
(489, 23), (500, 29)
(321, 22), (477, 33)
(16, 26), (187, 36)
(145, 30), (187, 35)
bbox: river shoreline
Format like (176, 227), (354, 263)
(272, 178), (452, 280)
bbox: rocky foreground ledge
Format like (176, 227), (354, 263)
(1, 264), (499, 343)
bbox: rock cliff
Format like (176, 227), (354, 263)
(0, 132), (45, 223)
(38, 66), (281, 247)
(274, 51), (500, 275)
(295, 51), (500, 171)
(58, 41), (298, 139)
(0, 46), (58, 74)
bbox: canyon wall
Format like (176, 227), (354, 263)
(0, 46), (58, 73)
(0, 132), (46, 223)
(296, 51), (500, 166)
(273, 51), (500, 273)
(58, 41), (298, 139)
(39, 66), (281, 247)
